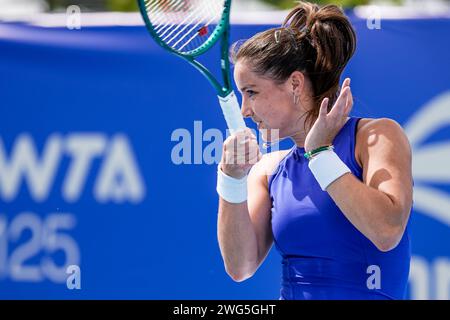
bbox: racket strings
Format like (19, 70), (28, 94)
(144, 0), (226, 53)
(163, 5), (209, 44)
(156, 3), (198, 36)
(151, 0), (185, 31)
(154, 0), (219, 49)
(171, 5), (216, 49)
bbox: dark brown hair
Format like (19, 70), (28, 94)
(231, 1), (356, 130)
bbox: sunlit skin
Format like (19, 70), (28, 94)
(218, 59), (413, 281)
(233, 59), (314, 147)
(233, 59), (353, 151)
(221, 59), (352, 179)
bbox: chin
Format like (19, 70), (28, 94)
(258, 127), (283, 143)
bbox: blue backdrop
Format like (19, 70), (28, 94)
(0, 14), (449, 299)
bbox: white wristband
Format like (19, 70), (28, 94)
(216, 164), (248, 203)
(308, 150), (351, 191)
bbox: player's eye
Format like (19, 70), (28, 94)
(246, 90), (257, 98)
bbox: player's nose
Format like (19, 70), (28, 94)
(241, 99), (253, 118)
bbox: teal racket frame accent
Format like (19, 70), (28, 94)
(138, 0), (233, 97)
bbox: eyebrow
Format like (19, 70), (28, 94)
(239, 84), (256, 92)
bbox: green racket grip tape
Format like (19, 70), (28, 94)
(218, 91), (247, 133)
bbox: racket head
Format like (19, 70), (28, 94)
(138, 0), (231, 58)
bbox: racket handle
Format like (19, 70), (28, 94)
(218, 91), (247, 134)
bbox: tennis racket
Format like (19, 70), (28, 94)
(138, 0), (247, 133)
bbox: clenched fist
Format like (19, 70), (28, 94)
(220, 128), (262, 179)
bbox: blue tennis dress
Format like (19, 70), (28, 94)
(269, 117), (411, 300)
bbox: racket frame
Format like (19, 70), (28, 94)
(138, 0), (233, 97)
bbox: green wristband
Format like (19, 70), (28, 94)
(304, 145), (334, 160)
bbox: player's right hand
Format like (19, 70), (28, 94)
(220, 128), (262, 179)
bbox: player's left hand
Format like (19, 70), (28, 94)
(304, 78), (353, 153)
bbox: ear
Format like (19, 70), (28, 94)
(289, 71), (305, 95)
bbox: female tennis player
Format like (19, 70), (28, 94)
(216, 1), (413, 300)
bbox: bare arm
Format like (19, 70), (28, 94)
(326, 118), (413, 251)
(216, 128), (286, 281)
(217, 156), (274, 282)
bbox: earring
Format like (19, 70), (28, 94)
(293, 94), (299, 105)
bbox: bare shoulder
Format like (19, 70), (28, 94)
(355, 117), (411, 167)
(248, 149), (292, 188)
